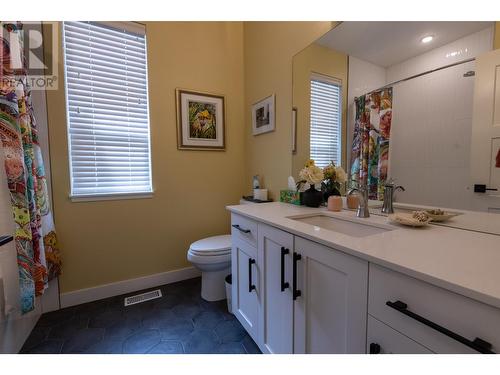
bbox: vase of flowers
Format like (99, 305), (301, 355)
(297, 160), (324, 207)
(322, 162), (347, 202)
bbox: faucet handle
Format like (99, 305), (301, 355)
(384, 178), (396, 187)
(395, 185), (405, 192)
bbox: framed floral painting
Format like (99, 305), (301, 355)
(176, 89), (226, 150)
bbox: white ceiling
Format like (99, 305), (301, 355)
(316, 22), (494, 67)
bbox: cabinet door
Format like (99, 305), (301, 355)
(293, 236), (368, 353)
(258, 224), (294, 354)
(231, 237), (260, 342)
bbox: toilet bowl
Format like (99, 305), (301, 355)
(187, 235), (231, 301)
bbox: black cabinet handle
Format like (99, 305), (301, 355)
(0, 235), (13, 247)
(293, 252), (302, 300)
(474, 184), (498, 193)
(248, 258), (256, 293)
(232, 224), (251, 234)
(280, 247), (290, 292)
(386, 300), (495, 354)
(369, 343), (381, 354)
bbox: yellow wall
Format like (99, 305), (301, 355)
(291, 43), (348, 177)
(45, 22), (245, 293)
(243, 22), (335, 199)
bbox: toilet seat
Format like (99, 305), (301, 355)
(188, 235), (231, 256)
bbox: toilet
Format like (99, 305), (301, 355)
(187, 235), (232, 301)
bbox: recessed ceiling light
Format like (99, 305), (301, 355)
(421, 35), (434, 44)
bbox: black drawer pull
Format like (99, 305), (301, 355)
(248, 258), (256, 293)
(369, 343), (381, 354)
(293, 252), (302, 300)
(232, 224), (251, 234)
(386, 300), (495, 354)
(280, 247), (290, 292)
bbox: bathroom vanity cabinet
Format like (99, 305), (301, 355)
(232, 216), (368, 354)
(229, 208), (500, 354)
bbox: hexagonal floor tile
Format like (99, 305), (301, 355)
(160, 318), (194, 340)
(215, 320), (247, 343)
(217, 342), (247, 354)
(172, 303), (202, 320)
(122, 329), (161, 354)
(183, 329), (220, 354)
(142, 309), (177, 329)
(22, 339), (64, 354)
(61, 328), (105, 354)
(105, 317), (142, 339)
(84, 337), (124, 354)
(193, 310), (225, 329)
(147, 341), (184, 354)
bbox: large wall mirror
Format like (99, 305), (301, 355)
(292, 21), (500, 213)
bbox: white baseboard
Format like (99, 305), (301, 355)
(60, 267), (201, 308)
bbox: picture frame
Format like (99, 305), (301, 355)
(176, 88), (226, 150)
(252, 94), (275, 135)
(292, 107), (297, 154)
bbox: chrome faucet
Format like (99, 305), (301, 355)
(347, 186), (370, 218)
(381, 181), (405, 214)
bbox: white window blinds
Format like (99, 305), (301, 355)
(63, 21), (152, 198)
(310, 77), (342, 168)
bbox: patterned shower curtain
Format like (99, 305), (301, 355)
(0, 22), (61, 313)
(350, 87), (393, 200)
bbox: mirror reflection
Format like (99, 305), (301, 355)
(292, 21), (499, 213)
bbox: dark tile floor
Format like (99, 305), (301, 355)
(20, 277), (261, 354)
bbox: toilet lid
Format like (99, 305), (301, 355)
(189, 235), (232, 256)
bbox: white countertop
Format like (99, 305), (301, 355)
(227, 202), (500, 310)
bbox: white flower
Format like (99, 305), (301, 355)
(299, 165), (324, 185)
(335, 166), (347, 183)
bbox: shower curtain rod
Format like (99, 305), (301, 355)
(355, 57), (476, 100)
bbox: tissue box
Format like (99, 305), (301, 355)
(280, 190), (301, 205)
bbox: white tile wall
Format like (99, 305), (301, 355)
(347, 56), (386, 167)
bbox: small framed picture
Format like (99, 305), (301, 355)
(292, 107), (297, 154)
(252, 94), (275, 135)
(176, 88), (225, 150)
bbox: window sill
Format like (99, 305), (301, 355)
(70, 191), (154, 203)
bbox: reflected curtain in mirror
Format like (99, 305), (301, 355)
(350, 88), (393, 200)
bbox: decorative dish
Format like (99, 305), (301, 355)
(424, 209), (459, 222)
(388, 212), (431, 227)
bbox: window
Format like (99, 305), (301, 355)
(310, 74), (342, 168)
(63, 21), (152, 199)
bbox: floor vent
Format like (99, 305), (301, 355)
(124, 289), (162, 307)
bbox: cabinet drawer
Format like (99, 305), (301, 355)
(231, 214), (258, 248)
(369, 264), (500, 354)
(367, 315), (433, 354)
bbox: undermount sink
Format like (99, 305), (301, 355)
(289, 214), (393, 238)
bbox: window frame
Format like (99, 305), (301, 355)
(62, 21), (153, 202)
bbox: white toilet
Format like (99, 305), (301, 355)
(187, 235), (232, 301)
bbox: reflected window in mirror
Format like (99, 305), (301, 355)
(310, 74), (342, 167)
